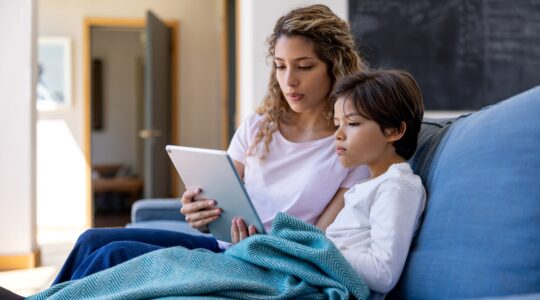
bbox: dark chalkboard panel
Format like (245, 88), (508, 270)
(349, 0), (540, 110)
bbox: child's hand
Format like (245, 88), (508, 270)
(231, 217), (257, 244)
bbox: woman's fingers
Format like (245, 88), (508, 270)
(231, 218), (239, 244)
(181, 188), (259, 237)
(180, 187), (221, 229)
(237, 218), (248, 241)
(185, 207), (221, 223)
(231, 218), (259, 244)
(180, 187), (199, 215)
(182, 199), (217, 215)
(180, 187), (215, 214)
(248, 225), (257, 236)
(180, 187), (200, 205)
(190, 215), (219, 229)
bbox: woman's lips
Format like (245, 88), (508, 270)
(288, 93), (304, 102)
(335, 146), (346, 155)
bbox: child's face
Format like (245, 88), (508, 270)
(333, 97), (400, 172)
(274, 36), (332, 114)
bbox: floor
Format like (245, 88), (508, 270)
(0, 212), (131, 297)
(0, 228), (78, 296)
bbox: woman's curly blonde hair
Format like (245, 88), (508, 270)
(248, 4), (367, 159)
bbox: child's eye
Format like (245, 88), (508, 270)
(274, 64), (285, 70)
(348, 122), (360, 127)
(334, 124), (340, 130)
(298, 66), (313, 70)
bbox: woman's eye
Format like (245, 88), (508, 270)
(274, 64), (285, 70)
(348, 122), (360, 127)
(334, 124), (340, 130)
(298, 66), (313, 70)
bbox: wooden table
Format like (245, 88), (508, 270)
(93, 177), (144, 204)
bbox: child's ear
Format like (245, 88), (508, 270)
(385, 122), (406, 142)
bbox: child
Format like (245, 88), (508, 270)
(326, 69), (426, 298)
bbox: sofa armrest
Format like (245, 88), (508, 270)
(131, 198), (185, 223)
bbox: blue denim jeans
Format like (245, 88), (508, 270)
(53, 228), (221, 285)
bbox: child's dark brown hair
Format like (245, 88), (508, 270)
(331, 69), (424, 160)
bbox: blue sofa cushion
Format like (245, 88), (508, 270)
(392, 87), (540, 299)
(131, 199), (185, 223)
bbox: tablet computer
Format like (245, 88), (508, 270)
(166, 145), (266, 243)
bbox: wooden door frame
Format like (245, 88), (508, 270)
(83, 18), (179, 228)
(222, 0), (237, 148)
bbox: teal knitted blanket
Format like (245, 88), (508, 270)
(28, 213), (369, 300)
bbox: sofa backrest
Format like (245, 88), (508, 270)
(389, 86), (540, 299)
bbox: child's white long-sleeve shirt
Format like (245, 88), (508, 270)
(326, 162), (426, 298)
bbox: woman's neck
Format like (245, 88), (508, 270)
(279, 110), (334, 142)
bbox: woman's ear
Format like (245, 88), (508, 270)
(385, 122), (406, 142)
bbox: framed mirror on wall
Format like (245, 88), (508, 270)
(91, 58), (104, 130)
(37, 37), (72, 111)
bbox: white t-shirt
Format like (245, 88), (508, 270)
(326, 162), (426, 298)
(228, 114), (369, 231)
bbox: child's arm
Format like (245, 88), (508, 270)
(342, 179), (425, 293)
(316, 188), (348, 231)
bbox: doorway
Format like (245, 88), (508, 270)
(90, 26), (144, 226)
(83, 17), (179, 227)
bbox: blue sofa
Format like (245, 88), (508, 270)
(129, 86), (540, 299)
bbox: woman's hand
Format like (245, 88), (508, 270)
(230, 218), (257, 244)
(180, 187), (222, 231)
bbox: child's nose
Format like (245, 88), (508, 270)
(334, 127), (345, 140)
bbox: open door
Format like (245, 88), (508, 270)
(141, 11), (172, 198)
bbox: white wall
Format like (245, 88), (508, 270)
(37, 0), (224, 228)
(237, 0), (347, 124)
(91, 29), (144, 176)
(0, 0), (38, 254)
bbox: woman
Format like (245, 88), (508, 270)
(53, 4), (369, 284)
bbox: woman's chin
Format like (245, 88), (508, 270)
(287, 102), (304, 113)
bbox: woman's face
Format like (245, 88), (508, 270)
(274, 36), (332, 114)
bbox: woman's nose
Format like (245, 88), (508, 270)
(286, 70), (298, 87)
